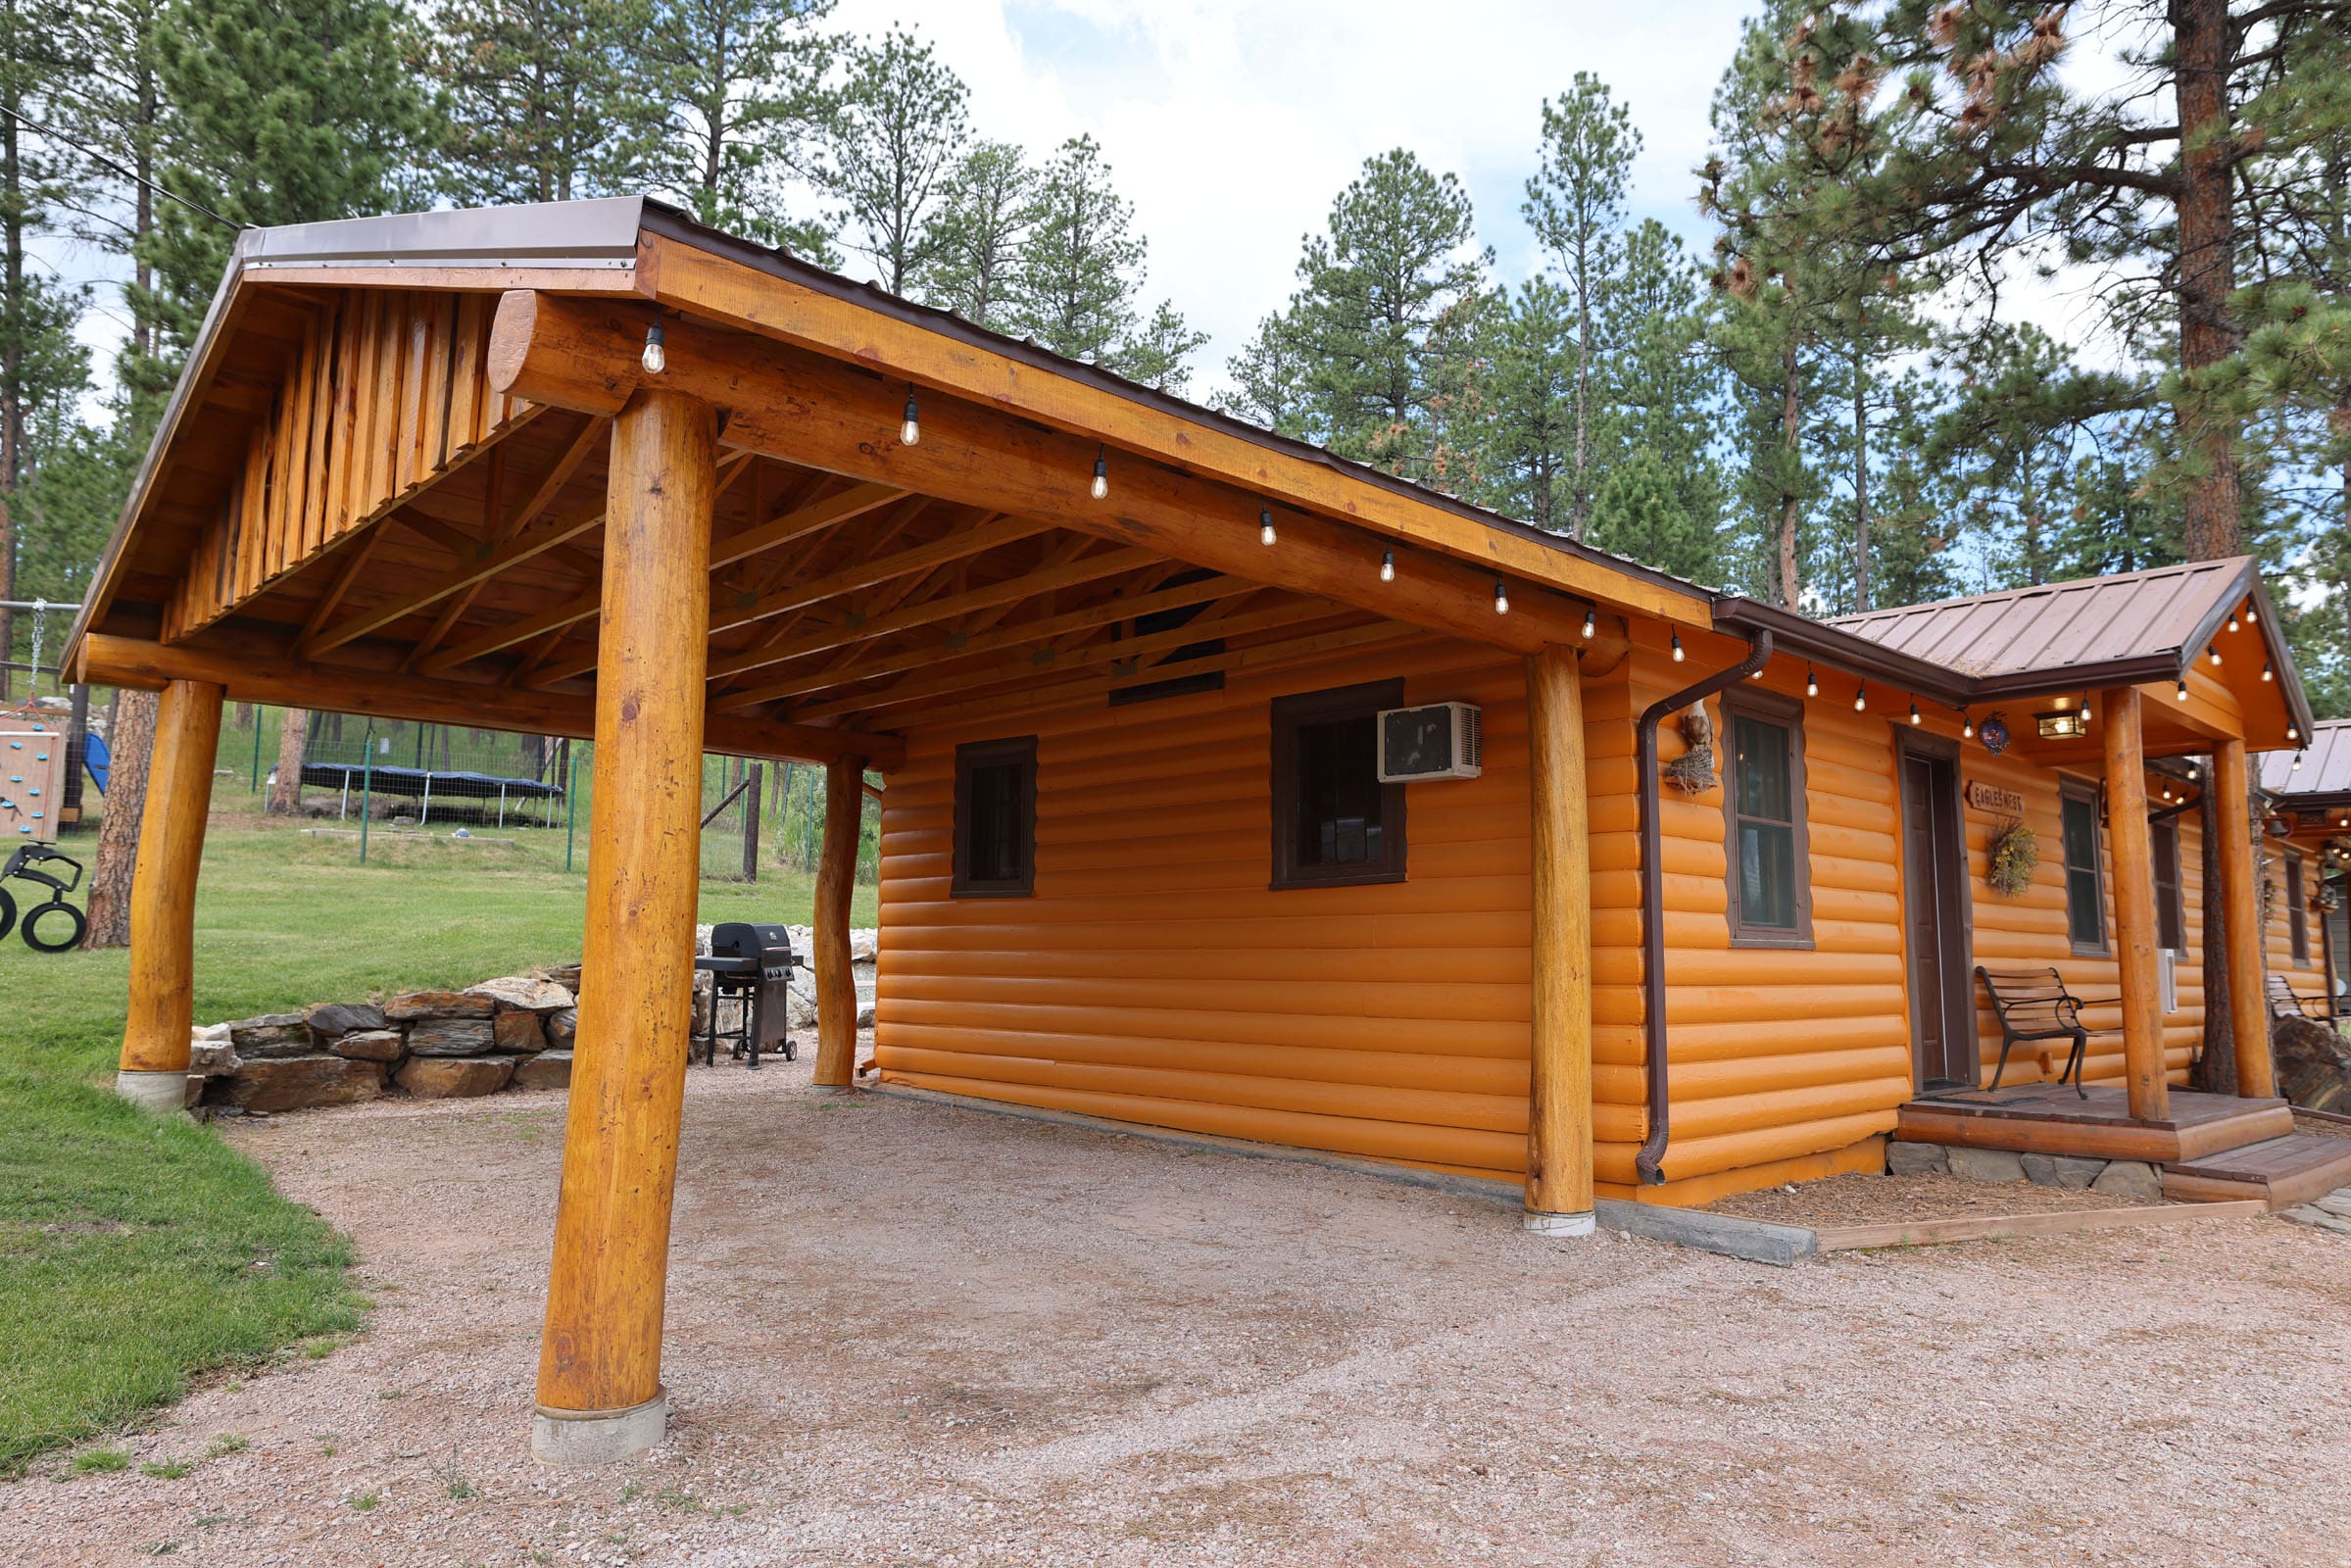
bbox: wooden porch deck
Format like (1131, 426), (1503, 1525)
(1897, 1085), (2351, 1208)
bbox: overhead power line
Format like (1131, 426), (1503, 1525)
(0, 104), (241, 234)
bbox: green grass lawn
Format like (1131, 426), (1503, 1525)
(0, 808), (870, 1474)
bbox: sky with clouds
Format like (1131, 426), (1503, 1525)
(821, 0), (1760, 394)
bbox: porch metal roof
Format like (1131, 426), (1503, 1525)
(2262, 718), (2351, 804)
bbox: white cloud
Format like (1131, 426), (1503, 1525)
(829, 0), (1761, 393)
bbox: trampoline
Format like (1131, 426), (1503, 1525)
(299, 761), (565, 826)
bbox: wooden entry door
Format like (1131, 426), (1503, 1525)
(1900, 745), (1975, 1090)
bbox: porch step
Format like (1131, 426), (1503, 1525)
(2164, 1135), (2351, 1211)
(1897, 1084), (2294, 1165)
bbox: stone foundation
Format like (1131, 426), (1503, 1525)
(1886, 1139), (2167, 1200)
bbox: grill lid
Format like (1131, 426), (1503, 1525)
(710, 921), (800, 981)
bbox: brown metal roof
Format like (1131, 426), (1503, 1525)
(1831, 559), (2253, 677)
(2263, 719), (2351, 803)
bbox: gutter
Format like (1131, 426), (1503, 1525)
(1634, 629), (1773, 1186)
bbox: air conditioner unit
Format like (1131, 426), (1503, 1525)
(2158, 948), (2178, 1014)
(1378, 703), (1482, 782)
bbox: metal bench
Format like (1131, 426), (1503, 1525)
(2267, 973), (2336, 1023)
(1975, 966), (2103, 1098)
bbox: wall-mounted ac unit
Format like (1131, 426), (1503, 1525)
(1378, 703), (1482, 782)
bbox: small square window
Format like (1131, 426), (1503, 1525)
(1271, 680), (1405, 890)
(953, 736), (1036, 897)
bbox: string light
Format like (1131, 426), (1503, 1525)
(1493, 579), (1510, 615)
(2288, 722), (2300, 741)
(2247, 603), (2259, 624)
(1091, 446), (1108, 501)
(1962, 710), (1976, 739)
(1805, 666), (1819, 697)
(1581, 608), (1595, 639)
(2262, 660), (2274, 682)
(900, 388), (920, 446)
(1381, 550), (1396, 582)
(2207, 644), (2222, 665)
(1853, 682), (1867, 712)
(640, 319), (666, 375)
(2176, 677), (2189, 702)
(2078, 697), (2091, 726)
(1908, 700), (1923, 726)
(1671, 631), (1685, 663)
(2293, 750), (2304, 771)
(2227, 609), (2240, 633)
(1259, 505), (1276, 547)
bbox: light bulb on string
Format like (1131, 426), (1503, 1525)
(1581, 608), (1595, 639)
(641, 320), (666, 374)
(1671, 631), (1685, 663)
(1381, 550), (1396, 582)
(1909, 700), (1922, 726)
(1091, 446), (1108, 501)
(1494, 580), (1510, 615)
(1962, 710), (1975, 739)
(2176, 677), (2189, 702)
(1259, 505), (1276, 547)
(1853, 683), (1867, 712)
(900, 389), (920, 446)
(1805, 667), (1819, 697)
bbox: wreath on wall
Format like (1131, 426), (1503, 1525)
(1986, 817), (2037, 898)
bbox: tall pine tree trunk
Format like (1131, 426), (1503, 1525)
(1777, 340), (1802, 609)
(268, 708), (309, 814)
(1851, 336), (1870, 612)
(2174, 0), (2242, 558)
(2174, 0), (2247, 1090)
(82, 688), (158, 949)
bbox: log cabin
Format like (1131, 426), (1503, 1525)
(60, 197), (2342, 1464)
(2263, 719), (2350, 1015)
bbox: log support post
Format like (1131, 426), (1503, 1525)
(1524, 646), (1593, 1234)
(2101, 687), (2169, 1121)
(115, 677), (224, 1111)
(2211, 736), (2277, 1098)
(811, 754), (868, 1090)
(532, 388), (714, 1466)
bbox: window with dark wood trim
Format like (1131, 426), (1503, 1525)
(953, 736), (1037, 898)
(2152, 815), (2185, 955)
(1270, 679), (1405, 890)
(2288, 851), (2310, 965)
(1721, 690), (1813, 948)
(2060, 779), (2107, 956)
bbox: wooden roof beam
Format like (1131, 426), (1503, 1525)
(82, 630), (903, 770)
(489, 291), (1599, 657)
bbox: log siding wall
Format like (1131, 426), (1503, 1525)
(876, 620), (2231, 1203)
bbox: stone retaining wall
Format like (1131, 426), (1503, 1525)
(190, 927), (877, 1116)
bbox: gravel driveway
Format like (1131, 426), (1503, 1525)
(5, 1054), (2348, 1567)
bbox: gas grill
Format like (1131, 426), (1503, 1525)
(693, 922), (803, 1068)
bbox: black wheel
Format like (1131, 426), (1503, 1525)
(0, 885), (14, 944)
(22, 900), (84, 953)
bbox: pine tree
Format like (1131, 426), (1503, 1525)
(1267, 149), (1492, 486)
(821, 26), (968, 295)
(0, 0), (89, 696)
(1601, 220), (1727, 564)
(637, 0), (836, 254)
(922, 140), (1036, 328)
(1219, 309), (1310, 436)
(422, 0), (655, 208)
(1522, 73), (1639, 539)
(52, 0), (173, 417)
(1478, 276), (1576, 531)
(151, 0), (428, 357)
(1589, 448), (1721, 582)
(1004, 134), (1144, 365)
(1120, 301), (1209, 395)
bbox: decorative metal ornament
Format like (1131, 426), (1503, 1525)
(1977, 711), (2012, 756)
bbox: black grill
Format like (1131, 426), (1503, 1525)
(693, 922), (803, 1067)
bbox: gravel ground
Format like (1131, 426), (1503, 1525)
(1708, 1171), (2140, 1227)
(6, 1054), (2350, 1568)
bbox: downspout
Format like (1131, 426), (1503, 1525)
(1634, 629), (1772, 1186)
